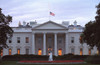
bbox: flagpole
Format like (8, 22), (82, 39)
(48, 1), (51, 21)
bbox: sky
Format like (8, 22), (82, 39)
(0, 0), (99, 27)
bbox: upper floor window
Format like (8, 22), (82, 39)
(71, 37), (74, 43)
(8, 38), (12, 43)
(38, 37), (42, 44)
(48, 37), (52, 44)
(26, 37), (29, 43)
(17, 37), (20, 43)
(58, 37), (62, 43)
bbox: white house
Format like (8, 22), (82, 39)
(0, 21), (98, 56)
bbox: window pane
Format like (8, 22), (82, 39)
(26, 37), (29, 43)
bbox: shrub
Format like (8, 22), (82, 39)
(2, 54), (49, 61)
(85, 55), (100, 64)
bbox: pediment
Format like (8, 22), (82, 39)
(32, 21), (67, 30)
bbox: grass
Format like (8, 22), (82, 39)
(0, 61), (100, 65)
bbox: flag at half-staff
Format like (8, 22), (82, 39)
(50, 12), (55, 16)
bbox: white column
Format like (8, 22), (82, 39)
(32, 33), (35, 54)
(43, 33), (46, 55)
(65, 33), (69, 54)
(54, 33), (58, 56)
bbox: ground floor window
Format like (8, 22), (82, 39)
(17, 49), (20, 54)
(38, 49), (42, 55)
(80, 48), (83, 55)
(58, 49), (62, 56)
(88, 49), (91, 55)
(97, 50), (99, 55)
(9, 49), (12, 55)
(0, 49), (3, 56)
(26, 48), (29, 54)
(71, 48), (74, 54)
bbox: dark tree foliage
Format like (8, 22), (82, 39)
(80, 3), (100, 54)
(0, 8), (13, 48)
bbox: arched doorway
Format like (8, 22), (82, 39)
(38, 49), (42, 55)
(58, 49), (62, 56)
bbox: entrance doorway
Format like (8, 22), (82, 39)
(38, 49), (42, 55)
(58, 49), (62, 56)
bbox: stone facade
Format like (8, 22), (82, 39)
(0, 21), (98, 56)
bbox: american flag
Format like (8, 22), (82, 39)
(50, 12), (55, 16)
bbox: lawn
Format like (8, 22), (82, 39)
(0, 61), (100, 65)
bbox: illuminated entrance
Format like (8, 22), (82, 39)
(88, 49), (91, 55)
(9, 49), (12, 55)
(58, 49), (62, 56)
(80, 48), (83, 55)
(38, 49), (42, 55)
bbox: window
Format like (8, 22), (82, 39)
(26, 48), (29, 54)
(58, 37), (62, 43)
(58, 49), (62, 56)
(48, 37), (52, 44)
(80, 48), (83, 55)
(0, 49), (3, 56)
(38, 49), (42, 55)
(26, 37), (29, 43)
(17, 49), (20, 54)
(97, 50), (99, 55)
(71, 48), (74, 54)
(88, 49), (91, 55)
(17, 37), (20, 43)
(38, 37), (42, 44)
(71, 37), (74, 43)
(8, 38), (12, 43)
(9, 49), (12, 55)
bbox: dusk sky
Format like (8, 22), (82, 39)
(0, 0), (99, 27)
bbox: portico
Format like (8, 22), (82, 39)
(31, 21), (68, 56)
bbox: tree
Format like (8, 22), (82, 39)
(0, 8), (13, 59)
(80, 3), (100, 54)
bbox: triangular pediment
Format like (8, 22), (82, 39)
(32, 21), (67, 30)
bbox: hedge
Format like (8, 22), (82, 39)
(2, 54), (89, 61)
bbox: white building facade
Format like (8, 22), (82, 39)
(0, 21), (98, 56)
